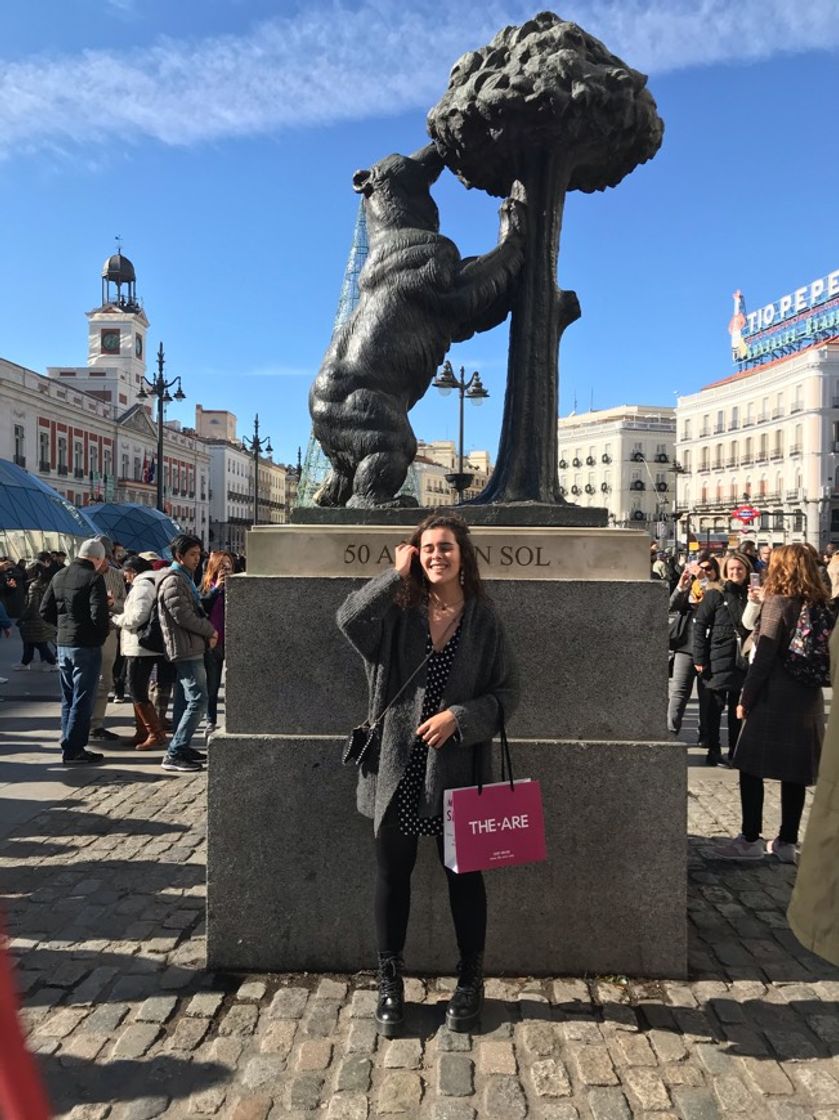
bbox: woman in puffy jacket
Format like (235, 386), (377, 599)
(113, 556), (167, 750)
(692, 551), (752, 766)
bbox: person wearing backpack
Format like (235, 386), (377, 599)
(717, 543), (833, 861)
(157, 534), (218, 774)
(112, 555), (168, 751)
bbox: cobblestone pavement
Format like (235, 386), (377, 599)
(5, 739), (839, 1120)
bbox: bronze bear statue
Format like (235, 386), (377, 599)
(309, 143), (525, 508)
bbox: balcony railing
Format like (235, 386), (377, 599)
(697, 465), (711, 474)
(770, 450), (784, 460)
(741, 417), (755, 427)
(786, 490), (800, 500)
(789, 445), (802, 456)
(728, 421), (739, 431)
(755, 451), (769, 463)
(39, 460), (50, 473)
(714, 424), (724, 434)
(57, 464), (68, 476)
(712, 461), (723, 471)
(699, 427), (710, 438)
(757, 413), (768, 423)
(73, 467), (84, 479)
(790, 403), (803, 413)
(772, 408), (785, 419)
(741, 455), (754, 465)
(726, 458), (738, 468)
(13, 454), (26, 468)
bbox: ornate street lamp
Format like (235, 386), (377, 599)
(137, 342), (185, 513)
(431, 360), (489, 503)
(242, 414), (273, 526)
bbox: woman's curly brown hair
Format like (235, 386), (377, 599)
(763, 543), (829, 605)
(396, 511), (487, 609)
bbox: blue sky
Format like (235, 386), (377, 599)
(1, 1), (838, 467)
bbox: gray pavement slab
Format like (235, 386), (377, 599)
(3, 645), (839, 1118)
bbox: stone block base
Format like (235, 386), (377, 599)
(207, 735), (687, 979)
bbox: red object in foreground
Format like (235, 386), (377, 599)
(0, 919), (51, 1120)
(444, 779), (548, 874)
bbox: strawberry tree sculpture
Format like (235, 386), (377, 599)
(428, 12), (664, 504)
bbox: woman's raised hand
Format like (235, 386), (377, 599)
(394, 543), (418, 579)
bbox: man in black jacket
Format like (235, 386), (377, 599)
(40, 539), (111, 764)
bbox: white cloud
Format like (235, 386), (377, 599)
(0, 0), (837, 158)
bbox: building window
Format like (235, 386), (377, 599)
(39, 431), (50, 469)
(682, 419), (691, 441)
(89, 446), (98, 476)
(730, 405), (739, 430)
(74, 442), (83, 471)
(14, 424), (25, 466)
(104, 448), (112, 477)
(134, 457), (141, 481)
(58, 437), (68, 470)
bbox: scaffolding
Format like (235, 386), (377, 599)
(294, 201), (418, 508)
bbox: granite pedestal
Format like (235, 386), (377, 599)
(207, 525), (686, 978)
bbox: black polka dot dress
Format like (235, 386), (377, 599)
(393, 623), (462, 837)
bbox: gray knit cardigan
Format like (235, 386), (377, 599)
(337, 569), (520, 836)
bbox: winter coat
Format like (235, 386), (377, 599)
(788, 623), (839, 964)
(18, 578), (56, 644)
(158, 567), (215, 662)
(692, 580), (750, 693)
(734, 594), (825, 786)
(668, 584), (699, 652)
(0, 570), (25, 619)
(39, 559), (109, 648)
(112, 570), (164, 658)
(201, 585), (226, 651)
(337, 568), (520, 836)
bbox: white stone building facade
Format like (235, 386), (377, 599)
(196, 406), (289, 554)
(557, 406), (677, 531)
(413, 440), (492, 506)
(676, 340), (839, 547)
(0, 252), (210, 539)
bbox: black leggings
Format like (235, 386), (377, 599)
(739, 771), (807, 844)
(374, 822), (486, 956)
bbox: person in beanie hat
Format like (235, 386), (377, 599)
(39, 539), (110, 764)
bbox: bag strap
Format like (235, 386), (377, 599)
(473, 701), (515, 794)
(368, 611), (462, 730)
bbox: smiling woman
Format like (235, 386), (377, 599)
(336, 510), (518, 1038)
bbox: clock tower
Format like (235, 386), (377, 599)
(84, 250), (149, 408)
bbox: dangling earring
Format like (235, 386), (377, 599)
(459, 569), (465, 587)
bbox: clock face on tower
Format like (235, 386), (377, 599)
(135, 334), (143, 358)
(101, 329), (120, 355)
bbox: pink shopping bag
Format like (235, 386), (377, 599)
(444, 778), (547, 874)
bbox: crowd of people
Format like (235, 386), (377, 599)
(663, 538), (836, 862)
(0, 537), (240, 773)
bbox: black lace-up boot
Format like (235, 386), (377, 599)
(445, 952), (484, 1032)
(375, 952), (405, 1037)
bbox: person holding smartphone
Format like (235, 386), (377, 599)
(337, 512), (519, 1037)
(667, 557), (713, 738)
